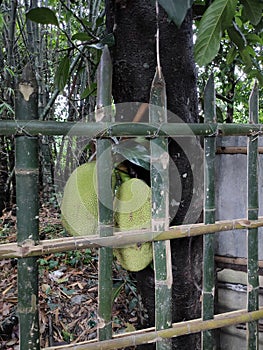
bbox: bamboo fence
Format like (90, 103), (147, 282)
(0, 50), (262, 350)
(15, 64), (40, 350)
(247, 82), (259, 349)
(95, 46), (114, 342)
(149, 68), (172, 350)
(202, 75), (217, 349)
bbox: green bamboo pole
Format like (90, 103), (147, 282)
(1, 217), (263, 259)
(42, 308), (263, 350)
(149, 68), (172, 350)
(15, 64), (40, 350)
(202, 75), (216, 349)
(96, 46), (114, 341)
(0, 120), (263, 137)
(247, 81), (259, 350)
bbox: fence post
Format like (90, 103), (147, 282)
(202, 75), (216, 349)
(96, 46), (114, 341)
(15, 64), (40, 349)
(149, 68), (172, 350)
(247, 81), (259, 349)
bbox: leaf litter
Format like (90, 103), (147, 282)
(0, 205), (148, 349)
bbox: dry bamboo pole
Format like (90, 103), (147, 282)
(216, 146), (263, 154)
(247, 81), (259, 350)
(1, 120), (263, 137)
(42, 308), (263, 350)
(96, 46), (114, 341)
(149, 68), (172, 350)
(202, 75), (216, 349)
(15, 64), (40, 350)
(1, 217), (263, 259)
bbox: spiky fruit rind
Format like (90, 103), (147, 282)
(61, 162), (98, 236)
(114, 178), (151, 230)
(114, 178), (153, 271)
(113, 243), (153, 272)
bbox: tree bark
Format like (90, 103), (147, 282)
(106, 1), (203, 349)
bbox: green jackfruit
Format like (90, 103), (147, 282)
(61, 162), (98, 236)
(114, 178), (153, 272)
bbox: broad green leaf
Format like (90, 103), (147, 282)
(112, 142), (150, 171)
(240, 0), (263, 26)
(249, 70), (263, 86)
(194, 0), (238, 66)
(240, 47), (253, 72)
(26, 7), (59, 27)
(101, 33), (115, 47)
(72, 32), (92, 41)
(246, 33), (263, 45)
(88, 34), (115, 50)
(227, 22), (246, 50)
(226, 46), (237, 64)
(54, 56), (70, 91)
(157, 0), (194, 27)
(81, 83), (97, 99)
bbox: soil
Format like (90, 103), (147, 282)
(0, 205), (148, 349)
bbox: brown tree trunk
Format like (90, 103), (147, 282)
(106, 1), (203, 349)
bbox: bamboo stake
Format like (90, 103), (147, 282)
(247, 81), (259, 350)
(96, 46), (114, 341)
(42, 308), (263, 350)
(15, 64), (40, 350)
(1, 217), (263, 259)
(149, 68), (172, 350)
(0, 120), (263, 137)
(202, 75), (216, 349)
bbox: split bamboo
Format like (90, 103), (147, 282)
(202, 75), (216, 349)
(1, 218), (263, 259)
(0, 120), (262, 137)
(15, 64), (40, 350)
(96, 46), (114, 341)
(42, 308), (263, 350)
(149, 68), (172, 350)
(247, 81), (259, 349)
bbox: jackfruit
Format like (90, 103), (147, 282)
(114, 178), (153, 272)
(61, 162), (98, 236)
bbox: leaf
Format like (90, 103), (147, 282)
(157, 0), (194, 27)
(112, 141), (150, 171)
(54, 56), (70, 91)
(240, 47), (253, 72)
(101, 33), (115, 47)
(194, 0), (237, 66)
(26, 7), (59, 27)
(72, 32), (92, 41)
(227, 22), (246, 50)
(80, 83), (97, 99)
(226, 46), (237, 64)
(240, 0), (263, 26)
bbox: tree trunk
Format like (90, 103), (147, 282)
(106, 1), (203, 349)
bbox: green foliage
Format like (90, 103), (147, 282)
(240, 0), (263, 25)
(157, 0), (194, 27)
(194, 0), (238, 66)
(54, 56), (70, 91)
(112, 140), (150, 171)
(26, 7), (59, 27)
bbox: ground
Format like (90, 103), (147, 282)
(0, 205), (147, 349)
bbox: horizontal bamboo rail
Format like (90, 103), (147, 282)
(0, 120), (262, 137)
(215, 255), (263, 270)
(1, 217), (263, 259)
(42, 308), (263, 350)
(217, 146), (263, 154)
